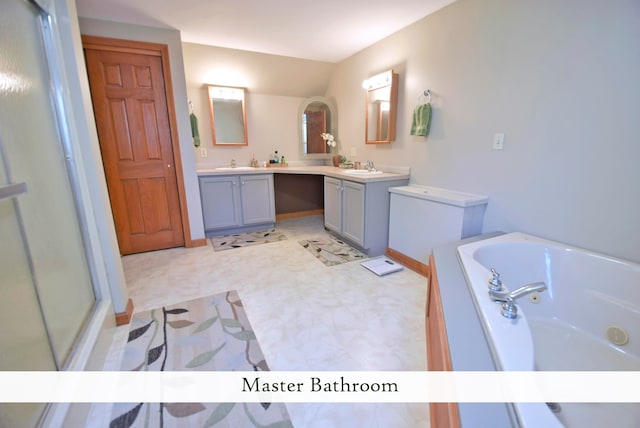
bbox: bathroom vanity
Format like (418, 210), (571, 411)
(199, 174), (275, 234)
(197, 166), (409, 251)
(324, 175), (408, 256)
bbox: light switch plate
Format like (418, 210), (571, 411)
(350, 147), (357, 157)
(493, 133), (505, 150)
(200, 147), (208, 157)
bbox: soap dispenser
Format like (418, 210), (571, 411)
(273, 150), (280, 164)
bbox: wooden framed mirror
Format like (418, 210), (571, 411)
(298, 96), (337, 159)
(208, 85), (248, 146)
(364, 70), (398, 144)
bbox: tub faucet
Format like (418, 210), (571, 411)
(489, 281), (547, 319)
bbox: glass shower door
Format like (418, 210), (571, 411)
(0, 142), (55, 428)
(1, 0), (98, 425)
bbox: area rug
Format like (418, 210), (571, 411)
(210, 229), (287, 251)
(299, 236), (367, 267)
(110, 291), (292, 428)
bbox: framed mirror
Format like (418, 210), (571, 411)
(364, 70), (398, 144)
(298, 96), (337, 159)
(208, 85), (248, 146)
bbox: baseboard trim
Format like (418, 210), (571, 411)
(276, 209), (324, 221)
(386, 247), (429, 277)
(115, 298), (134, 326)
(185, 238), (207, 248)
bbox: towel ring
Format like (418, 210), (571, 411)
(417, 89), (431, 104)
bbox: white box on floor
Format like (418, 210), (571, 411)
(361, 257), (404, 276)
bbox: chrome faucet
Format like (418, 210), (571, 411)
(489, 281), (547, 302)
(489, 280), (547, 319)
(364, 160), (376, 171)
(230, 159), (236, 168)
(487, 268), (547, 319)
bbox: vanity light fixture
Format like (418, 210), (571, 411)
(362, 71), (392, 90)
(208, 86), (244, 101)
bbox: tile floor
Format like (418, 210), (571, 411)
(96, 215), (429, 427)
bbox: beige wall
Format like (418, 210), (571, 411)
(327, 0), (640, 262)
(182, 43), (335, 167)
(77, 0), (640, 262)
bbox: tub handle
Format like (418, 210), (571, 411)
(488, 268), (503, 291)
(501, 298), (519, 319)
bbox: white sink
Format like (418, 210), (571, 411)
(342, 169), (383, 175)
(215, 166), (256, 171)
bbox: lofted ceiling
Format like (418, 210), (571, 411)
(75, 0), (455, 63)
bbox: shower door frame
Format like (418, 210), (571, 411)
(1, 0), (118, 426)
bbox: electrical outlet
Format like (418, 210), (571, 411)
(350, 147), (357, 157)
(200, 147), (208, 157)
(493, 133), (505, 150)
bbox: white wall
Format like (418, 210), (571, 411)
(326, 0), (640, 262)
(181, 42), (335, 168)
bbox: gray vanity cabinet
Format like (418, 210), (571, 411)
(324, 176), (408, 256)
(199, 174), (275, 233)
(324, 177), (365, 246)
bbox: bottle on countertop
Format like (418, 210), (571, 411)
(280, 155), (285, 164)
(273, 150), (280, 164)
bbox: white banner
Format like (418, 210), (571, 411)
(2, 371), (639, 403)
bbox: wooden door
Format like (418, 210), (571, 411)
(305, 110), (327, 153)
(84, 42), (185, 254)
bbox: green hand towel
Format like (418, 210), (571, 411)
(190, 112), (201, 147)
(411, 103), (432, 137)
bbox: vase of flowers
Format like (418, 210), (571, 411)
(321, 133), (336, 152)
(321, 133), (343, 166)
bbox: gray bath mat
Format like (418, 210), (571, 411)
(210, 229), (287, 251)
(299, 236), (366, 266)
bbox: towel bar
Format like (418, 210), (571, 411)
(418, 89), (431, 103)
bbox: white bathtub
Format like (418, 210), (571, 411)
(457, 232), (640, 427)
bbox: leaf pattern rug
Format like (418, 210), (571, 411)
(298, 236), (367, 267)
(110, 291), (292, 428)
(210, 229), (287, 252)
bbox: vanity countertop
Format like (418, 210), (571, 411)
(196, 165), (410, 183)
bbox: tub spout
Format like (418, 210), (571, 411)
(489, 281), (547, 303)
(489, 281), (547, 319)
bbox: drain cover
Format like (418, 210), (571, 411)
(606, 326), (629, 346)
(528, 292), (541, 304)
